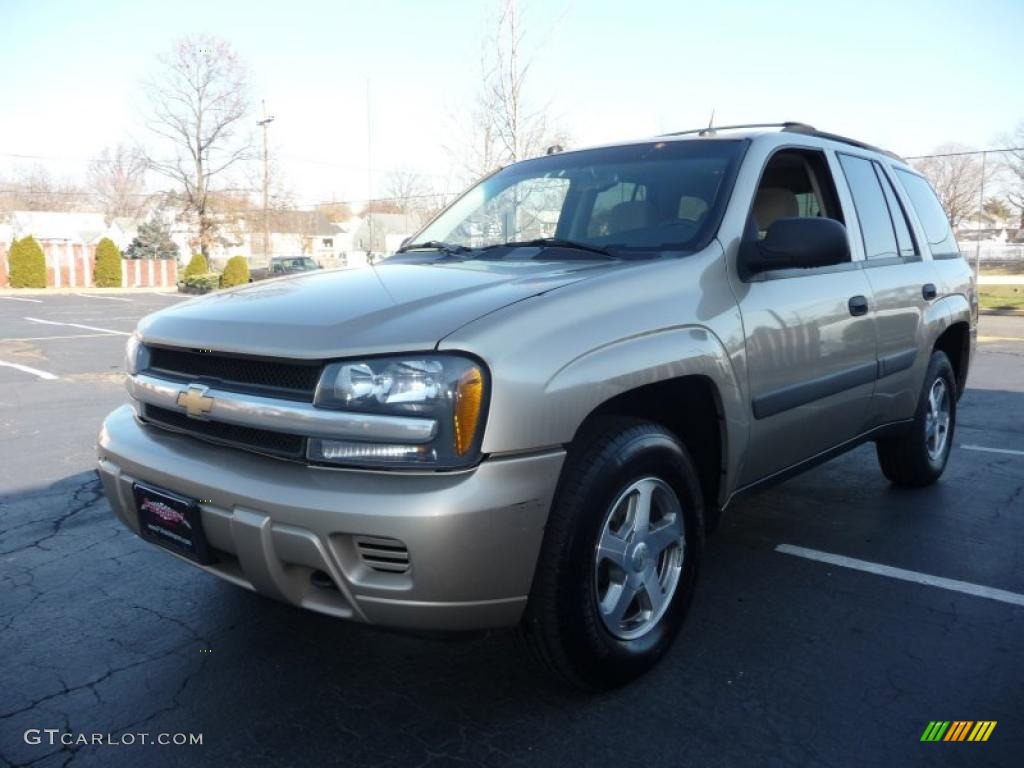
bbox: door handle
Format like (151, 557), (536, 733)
(848, 295), (869, 316)
(922, 283), (937, 300)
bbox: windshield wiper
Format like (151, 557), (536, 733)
(396, 240), (472, 257)
(490, 238), (617, 259)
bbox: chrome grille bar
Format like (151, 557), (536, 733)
(127, 373), (438, 444)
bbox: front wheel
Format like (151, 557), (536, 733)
(521, 418), (703, 690)
(876, 350), (957, 487)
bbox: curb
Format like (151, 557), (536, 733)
(980, 309), (1024, 317)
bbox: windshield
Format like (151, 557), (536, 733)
(412, 140), (745, 255)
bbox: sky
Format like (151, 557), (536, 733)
(1, 0), (1022, 206)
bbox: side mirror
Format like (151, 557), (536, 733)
(743, 217), (850, 273)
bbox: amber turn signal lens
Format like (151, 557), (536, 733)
(453, 366), (484, 456)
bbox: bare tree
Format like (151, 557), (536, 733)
(88, 143), (150, 222)
(445, 0), (567, 183)
(0, 164), (89, 212)
(912, 144), (985, 230)
(999, 121), (1024, 229)
(384, 169), (431, 230)
(142, 36), (251, 255)
(319, 201), (353, 224)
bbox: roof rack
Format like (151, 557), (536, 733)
(660, 121), (815, 138)
(660, 121), (903, 161)
(782, 124), (904, 161)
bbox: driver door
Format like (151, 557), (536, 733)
(733, 147), (877, 485)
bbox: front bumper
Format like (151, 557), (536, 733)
(97, 405), (564, 631)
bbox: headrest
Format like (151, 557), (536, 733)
(754, 187), (799, 232)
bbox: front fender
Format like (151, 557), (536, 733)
(439, 246), (748, 496)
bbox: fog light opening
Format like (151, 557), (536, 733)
(310, 569), (338, 591)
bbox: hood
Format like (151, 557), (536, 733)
(138, 260), (613, 358)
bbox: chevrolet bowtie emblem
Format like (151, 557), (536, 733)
(176, 384), (215, 420)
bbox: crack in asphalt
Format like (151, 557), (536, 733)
(0, 475), (104, 557)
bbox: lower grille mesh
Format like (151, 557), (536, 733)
(141, 405), (306, 460)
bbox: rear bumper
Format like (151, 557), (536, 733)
(97, 405), (564, 631)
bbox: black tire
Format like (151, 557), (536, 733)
(876, 350), (956, 487)
(520, 417), (704, 690)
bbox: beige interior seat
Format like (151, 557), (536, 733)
(754, 187), (799, 235)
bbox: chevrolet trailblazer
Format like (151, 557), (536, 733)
(98, 122), (975, 689)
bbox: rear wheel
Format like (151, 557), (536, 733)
(521, 418), (703, 690)
(876, 350), (956, 487)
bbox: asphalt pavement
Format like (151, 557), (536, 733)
(1, 293), (1022, 768)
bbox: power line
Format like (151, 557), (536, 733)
(905, 146), (1024, 160)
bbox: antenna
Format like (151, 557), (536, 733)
(707, 109), (715, 131)
(256, 101), (275, 266)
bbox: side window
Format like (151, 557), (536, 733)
(875, 165), (917, 258)
(893, 169), (960, 258)
(838, 154), (899, 260)
(752, 148), (844, 242)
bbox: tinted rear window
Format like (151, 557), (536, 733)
(893, 169), (960, 258)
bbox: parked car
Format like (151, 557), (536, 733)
(98, 122), (975, 689)
(249, 255), (321, 281)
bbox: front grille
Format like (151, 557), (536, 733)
(354, 536), (411, 573)
(141, 404), (306, 460)
(146, 346), (322, 401)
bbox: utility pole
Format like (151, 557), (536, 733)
(976, 150), (987, 280)
(366, 79), (373, 262)
(257, 101), (275, 266)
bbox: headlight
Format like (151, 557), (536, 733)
(124, 332), (149, 375)
(310, 354), (488, 469)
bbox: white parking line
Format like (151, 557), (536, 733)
(24, 317), (130, 336)
(776, 544), (1024, 608)
(0, 296), (43, 303)
(961, 444), (1024, 457)
(0, 360), (59, 380)
(4, 333), (123, 342)
(73, 293), (133, 302)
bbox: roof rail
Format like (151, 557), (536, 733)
(780, 125), (904, 161)
(660, 121), (903, 161)
(660, 121), (816, 138)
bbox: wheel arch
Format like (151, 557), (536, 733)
(574, 375), (728, 514)
(542, 325), (747, 510)
(927, 294), (972, 398)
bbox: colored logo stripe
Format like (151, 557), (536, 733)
(921, 722), (950, 741)
(968, 722), (997, 742)
(945, 721), (972, 741)
(921, 721), (996, 742)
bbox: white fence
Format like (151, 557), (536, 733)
(958, 243), (1024, 263)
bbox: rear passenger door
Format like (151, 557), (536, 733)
(835, 153), (936, 425)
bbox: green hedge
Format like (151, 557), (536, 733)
(180, 272), (221, 294)
(93, 238), (122, 287)
(8, 236), (46, 288)
(220, 256), (249, 288)
(183, 253), (209, 279)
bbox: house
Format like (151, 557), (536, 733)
(350, 212), (423, 254)
(0, 211), (132, 251)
